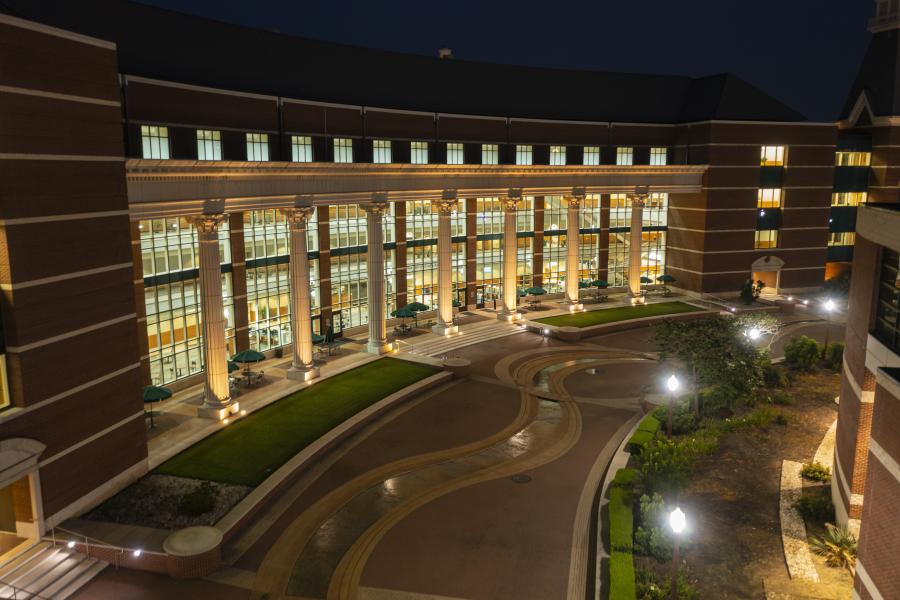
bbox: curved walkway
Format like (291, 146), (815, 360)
(248, 335), (651, 599)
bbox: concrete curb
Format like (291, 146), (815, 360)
(779, 460), (820, 583)
(215, 370), (454, 542)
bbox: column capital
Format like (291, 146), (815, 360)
(283, 206), (315, 228)
(565, 195), (583, 209)
(571, 186), (587, 200)
(189, 213), (228, 235)
(629, 185), (650, 207)
(432, 198), (458, 214)
(502, 189), (522, 212)
(362, 197), (390, 216)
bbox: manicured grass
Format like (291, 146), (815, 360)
(626, 414), (661, 454)
(609, 467), (636, 599)
(533, 301), (703, 328)
(155, 358), (439, 486)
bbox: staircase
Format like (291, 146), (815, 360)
(404, 320), (525, 357)
(0, 542), (107, 599)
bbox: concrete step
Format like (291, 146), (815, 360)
(23, 552), (86, 596)
(407, 323), (524, 356)
(0, 547), (65, 595)
(43, 557), (107, 600)
(0, 543), (50, 580)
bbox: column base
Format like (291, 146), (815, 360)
(628, 292), (646, 305)
(497, 311), (522, 322)
(366, 340), (394, 355)
(287, 364), (320, 382)
(562, 300), (584, 312)
(198, 399), (239, 420)
(432, 323), (459, 336)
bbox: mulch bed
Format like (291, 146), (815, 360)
(668, 370), (849, 599)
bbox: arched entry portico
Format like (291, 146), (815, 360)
(0, 439), (46, 560)
(751, 255), (785, 294)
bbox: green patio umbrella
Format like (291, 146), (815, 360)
(143, 385), (172, 429)
(452, 298), (461, 308)
(391, 306), (416, 318)
(578, 280), (592, 289)
(227, 361), (240, 373)
(406, 301), (430, 312)
(524, 286), (547, 296)
(640, 276), (653, 284)
(517, 289), (528, 297)
(232, 349), (266, 364)
(591, 280), (610, 288)
(311, 332), (326, 344)
(656, 274), (676, 283)
(324, 325), (335, 344)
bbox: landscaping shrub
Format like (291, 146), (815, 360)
(823, 273), (851, 297)
(801, 462), (832, 482)
(811, 523), (857, 575)
(773, 413), (790, 426)
(796, 492), (835, 523)
(652, 399), (698, 436)
(613, 467), (638, 488)
(763, 363), (788, 388)
(784, 336), (821, 372)
(636, 565), (699, 600)
(178, 481), (218, 516)
(824, 342), (844, 370)
(767, 390), (794, 406)
(627, 415), (661, 454)
(608, 468), (636, 599)
(610, 551), (636, 600)
(634, 493), (673, 562)
(638, 438), (695, 495)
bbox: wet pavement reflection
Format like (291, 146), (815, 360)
(287, 400), (563, 598)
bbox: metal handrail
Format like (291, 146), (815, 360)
(48, 526), (165, 570)
(0, 578), (52, 600)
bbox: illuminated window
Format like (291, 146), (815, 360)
(291, 135), (313, 162)
(372, 139), (392, 163)
(246, 133), (269, 161)
(334, 138), (353, 163)
(141, 125), (170, 159)
(831, 192), (867, 207)
(550, 146), (567, 166)
(616, 147), (634, 166)
(754, 229), (779, 249)
(650, 147), (667, 166)
(835, 151), (871, 167)
(828, 232), (856, 247)
(516, 145), (533, 165)
(608, 194), (631, 229)
(583, 146), (600, 166)
(196, 130), (221, 161)
(447, 143), (464, 165)
(757, 189), (783, 208)
(481, 144), (499, 165)
(411, 141), (429, 164)
(760, 146), (786, 166)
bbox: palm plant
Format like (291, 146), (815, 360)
(810, 523), (857, 575)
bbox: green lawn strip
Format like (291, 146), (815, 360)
(155, 358), (439, 486)
(533, 301), (703, 328)
(627, 414), (661, 454)
(609, 467), (636, 599)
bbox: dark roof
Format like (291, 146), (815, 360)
(2, 0), (808, 123)
(842, 28), (900, 118)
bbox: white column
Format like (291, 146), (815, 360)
(499, 193), (521, 320)
(191, 214), (238, 419)
(284, 207), (319, 381)
(563, 194), (584, 310)
(628, 187), (649, 302)
(432, 196), (458, 335)
(364, 199), (392, 354)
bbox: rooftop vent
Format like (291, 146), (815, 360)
(438, 48), (454, 60)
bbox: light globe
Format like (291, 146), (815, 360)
(670, 506), (686, 535)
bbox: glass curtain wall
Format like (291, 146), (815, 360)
(606, 193), (668, 286)
(405, 200), (438, 308)
(141, 217), (234, 385)
(542, 196), (568, 293)
(475, 198), (504, 305)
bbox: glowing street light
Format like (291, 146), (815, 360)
(669, 507), (687, 599)
(665, 375), (679, 438)
(823, 299), (837, 358)
(746, 327), (761, 341)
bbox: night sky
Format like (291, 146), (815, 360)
(142, 0), (874, 122)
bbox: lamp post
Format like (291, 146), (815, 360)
(669, 506), (686, 600)
(746, 327), (761, 342)
(822, 299), (836, 358)
(666, 374), (680, 438)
